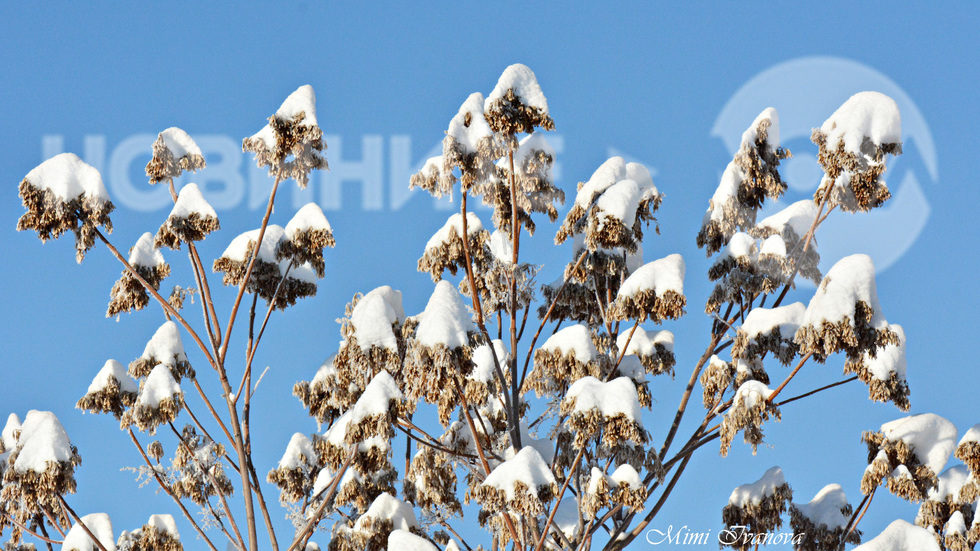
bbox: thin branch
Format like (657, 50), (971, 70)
(58, 498), (111, 551)
(767, 352), (813, 403)
(533, 446), (586, 551)
(0, 511), (63, 545)
(775, 376), (858, 407)
(285, 445), (356, 551)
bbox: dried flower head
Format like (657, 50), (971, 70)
(404, 443), (462, 520)
(276, 203), (335, 278)
(213, 225), (318, 308)
(721, 467), (792, 551)
(154, 183), (220, 250)
(442, 92), (504, 193)
(860, 414), (958, 501)
(128, 321), (193, 382)
(268, 432), (318, 504)
(607, 254), (686, 323)
(560, 377), (648, 468)
(956, 425), (980, 475)
(915, 465), (974, 540)
(701, 355), (735, 409)
(472, 447), (558, 543)
(409, 155), (455, 199)
(749, 199), (822, 285)
(811, 92), (902, 213)
(788, 483), (861, 551)
(483, 64), (554, 137)
(145, 127), (206, 184)
(171, 426), (233, 506)
(328, 493), (422, 551)
(123, 365), (183, 434)
(418, 212), (490, 281)
(107, 233), (171, 317)
(719, 381), (780, 457)
(732, 302), (805, 366)
(526, 324), (600, 398)
(118, 515), (184, 551)
(844, 324), (911, 411)
(617, 327), (676, 378)
(243, 84), (328, 188)
(16, 153), (114, 263)
(76, 359), (138, 419)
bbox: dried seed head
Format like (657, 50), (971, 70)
(719, 381), (780, 457)
(77, 360), (138, 420)
(155, 183), (220, 250)
(788, 484), (861, 551)
(721, 467), (792, 551)
(243, 85), (328, 188)
(145, 128), (206, 184)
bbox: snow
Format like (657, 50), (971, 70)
(947, 511), (967, 535)
(617, 328), (674, 357)
(719, 232), (756, 260)
(158, 127), (202, 160)
(12, 410), (73, 473)
(386, 530), (438, 551)
(220, 225), (285, 263)
(284, 260), (317, 283)
(278, 433), (315, 469)
(610, 464), (642, 489)
(595, 179), (640, 228)
(2, 413), (21, 451)
(617, 254), (685, 299)
(349, 371), (403, 425)
(414, 280), (476, 349)
(576, 157), (628, 207)
(565, 377), (643, 424)
(801, 254), (887, 329)
(486, 63), (549, 115)
(147, 514), (180, 538)
(959, 424), (980, 446)
(489, 230), (514, 265)
(927, 464), (971, 501)
(139, 321), (188, 369)
(128, 233), (166, 268)
(740, 107), (780, 149)
(727, 466), (785, 507)
(758, 235), (787, 257)
(865, 325), (906, 381)
(757, 200), (819, 238)
(740, 303), (805, 340)
(792, 484), (851, 529)
(820, 91), (902, 154)
(350, 286), (405, 352)
(481, 446), (556, 501)
(285, 203), (332, 237)
(470, 340), (508, 383)
(170, 183), (217, 220)
(424, 212), (485, 252)
(447, 92), (493, 154)
(511, 132), (556, 171)
(86, 359), (139, 395)
(138, 365), (181, 408)
(25, 152), (109, 202)
(354, 493), (418, 532)
(539, 324), (597, 365)
(552, 496), (582, 539)
(732, 380), (773, 410)
(879, 413), (958, 476)
(62, 512), (115, 551)
(706, 162), (743, 222)
(852, 519), (940, 551)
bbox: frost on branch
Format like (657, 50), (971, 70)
(417, 212), (490, 281)
(484, 63), (554, 137)
(61, 512), (115, 551)
(844, 324), (910, 410)
(732, 302), (805, 366)
(128, 321), (193, 381)
(720, 466), (792, 551)
(559, 377), (650, 470)
(117, 514), (183, 551)
(788, 484), (861, 551)
(169, 425), (232, 506)
(403, 281), (479, 423)
(795, 254), (899, 363)
(581, 464), (648, 520)
(154, 183), (220, 250)
(16, 152), (114, 263)
(242, 84), (327, 188)
(608, 254), (686, 323)
(145, 127), (206, 184)
(107, 233), (171, 317)
(472, 447), (558, 540)
(277, 203), (335, 278)
(812, 91), (903, 212)
(123, 365), (183, 434)
(719, 380), (780, 456)
(329, 493), (423, 551)
(852, 519), (940, 551)
(0, 411), (81, 531)
(526, 324), (600, 398)
(76, 359), (138, 419)
(698, 108), (789, 255)
(860, 413), (958, 501)
(213, 224), (319, 309)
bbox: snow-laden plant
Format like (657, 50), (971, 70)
(7, 64), (980, 551)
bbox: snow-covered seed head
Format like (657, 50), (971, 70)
(608, 254), (687, 324)
(107, 233), (172, 318)
(526, 324), (601, 398)
(721, 467), (793, 550)
(860, 414), (958, 502)
(213, 225), (318, 309)
(145, 127), (206, 184)
(436, 92), (505, 194)
(788, 484), (861, 551)
(843, 325), (910, 411)
(76, 360), (138, 420)
(154, 183), (220, 250)
(16, 153), (114, 263)
(701, 355), (735, 409)
(719, 381), (781, 457)
(128, 321), (194, 382)
(123, 365), (184, 434)
(732, 303), (805, 367)
(167, 285), (192, 312)
(276, 203), (335, 278)
(955, 425), (980, 475)
(170, 426), (233, 506)
(327, 493), (424, 551)
(243, 85), (328, 188)
(484, 64), (554, 136)
(560, 377), (648, 468)
(811, 92), (903, 213)
(409, 154), (456, 199)
(125, 516), (184, 551)
(267, 432), (318, 504)
(472, 447), (558, 542)
(417, 212), (490, 282)
(404, 444), (462, 518)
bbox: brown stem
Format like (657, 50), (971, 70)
(775, 376), (858, 407)
(659, 334), (720, 458)
(0, 511), (63, 545)
(533, 446), (586, 551)
(285, 445), (357, 551)
(508, 148), (523, 452)
(58, 498), (111, 551)
(767, 353), (813, 403)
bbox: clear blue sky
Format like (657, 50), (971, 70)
(2, 3), (978, 548)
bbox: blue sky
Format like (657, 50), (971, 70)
(2, 2), (979, 548)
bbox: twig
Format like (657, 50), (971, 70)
(533, 446), (586, 551)
(58, 498), (111, 551)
